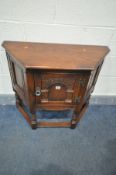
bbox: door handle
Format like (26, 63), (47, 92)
(35, 87), (41, 96)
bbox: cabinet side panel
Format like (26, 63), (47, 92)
(6, 52), (28, 104)
(6, 52), (17, 90)
(85, 60), (104, 100)
(91, 61), (104, 89)
(14, 64), (24, 90)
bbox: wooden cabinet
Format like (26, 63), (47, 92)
(2, 41), (110, 129)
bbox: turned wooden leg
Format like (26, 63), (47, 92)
(15, 92), (37, 130)
(70, 112), (78, 129)
(70, 102), (89, 129)
(29, 106), (37, 130)
(15, 93), (23, 107)
(31, 113), (37, 129)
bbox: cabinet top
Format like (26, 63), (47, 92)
(2, 41), (110, 70)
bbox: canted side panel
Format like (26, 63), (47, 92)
(6, 52), (26, 104)
(14, 64), (24, 90)
(86, 60), (104, 98)
(6, 52), (17, 90)
(91, 61), (104, 89)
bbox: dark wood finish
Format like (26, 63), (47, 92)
(3, 41), (109, 70)
(38, 121), (71, 128)
(2, 41), (110, 129)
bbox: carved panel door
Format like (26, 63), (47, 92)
(35, 71), (90, 106)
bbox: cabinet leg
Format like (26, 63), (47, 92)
(31, 114), (37, 129)
(70, 102), (89, 129)
(15, 93), (23, 107)
(15, 92), (37, 130)
(70, 113), (78, 129)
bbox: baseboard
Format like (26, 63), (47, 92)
(90, 95), (116, 105)
(0, 94), (15, 105)
(0, 94), (116, 105)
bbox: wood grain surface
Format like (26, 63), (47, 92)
(2, 41), (109, 70)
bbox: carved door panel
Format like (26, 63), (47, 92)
(41, 73), (75, 103)
(35, 71), (90, 105)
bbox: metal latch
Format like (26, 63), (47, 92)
(75, 96), (81, 104)
(79, 79), (86, 87)
(35, 87), (41, 96)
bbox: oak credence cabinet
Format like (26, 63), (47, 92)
(2, 41), (109, 129)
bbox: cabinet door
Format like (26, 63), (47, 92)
(35, 71), (90, 105)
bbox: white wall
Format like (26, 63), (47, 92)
(0, 0), (116, 95)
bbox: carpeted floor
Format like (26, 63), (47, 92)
(0, 105), (116, 175)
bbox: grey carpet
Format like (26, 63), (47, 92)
(0, 105), (116, 175)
